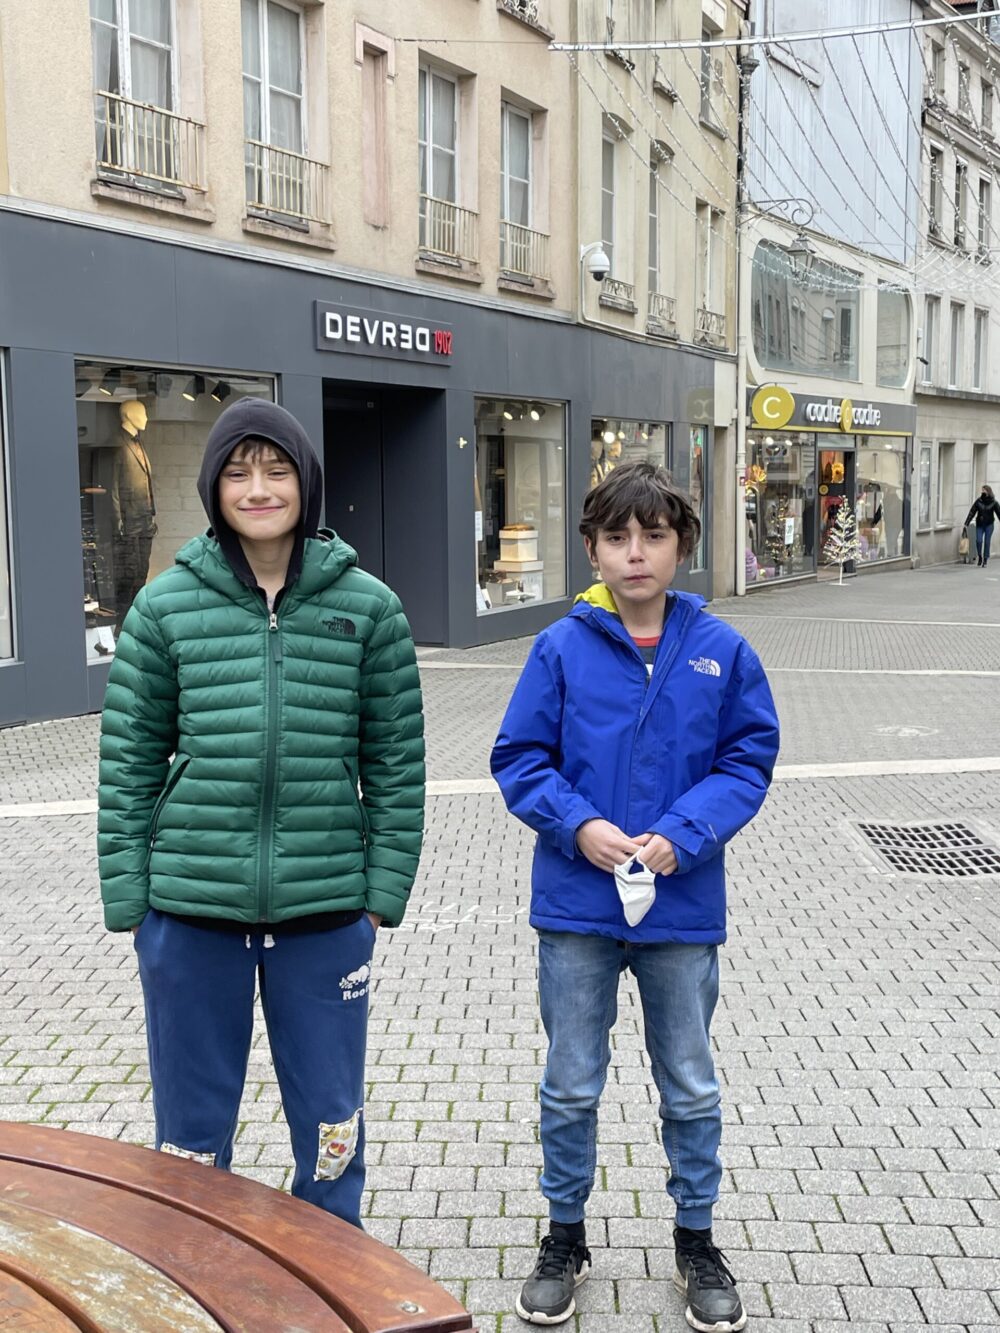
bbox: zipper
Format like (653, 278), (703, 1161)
(257, 611), (282, 920)
(147, 754), (192, 856)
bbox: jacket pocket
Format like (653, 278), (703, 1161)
(147, 753), (192, 855)
(344, 757), (370, 863)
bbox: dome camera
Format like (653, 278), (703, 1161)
(585, 247), (611, 282)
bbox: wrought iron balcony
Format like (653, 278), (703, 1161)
(245, 141), (331, 224)
(94, 91), (205, 192)
(419, 195), (479, 262)
(695, 306), (727, 347)
(646, 291), (677, 336)
(499, 221), (550, 280)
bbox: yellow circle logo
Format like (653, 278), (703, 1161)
(839, 398), (853, 432)
(751, 385), (795, 429)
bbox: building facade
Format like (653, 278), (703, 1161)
(739, 0), (921, 589)
(913, 1), (1000, 567)
(0, 0), (745, 727)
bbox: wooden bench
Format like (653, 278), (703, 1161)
(0, 1123), (477, 1332)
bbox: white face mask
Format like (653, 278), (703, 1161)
(614, 856), (657, 927)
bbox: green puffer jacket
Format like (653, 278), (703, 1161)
(98, 531), (425, 932)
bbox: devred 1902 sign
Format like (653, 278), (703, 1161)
(315, 302), (453, 365)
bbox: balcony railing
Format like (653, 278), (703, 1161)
(599, 276), (637, 309)
(695, 306), (726, 347)
(499, 221), (550, 280)
(498, 0), (540, 20)
(646, 291), (677, 335)
(95, 91), (205, 192)
(245, 141), (330, 224)
(419, 195), (479, 262)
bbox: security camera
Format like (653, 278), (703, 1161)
(586, 248), (611, 282)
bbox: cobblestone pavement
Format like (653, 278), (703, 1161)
(2, 564), (1000, 1332)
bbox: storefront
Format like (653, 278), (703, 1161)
(745, 386), (915, 585)
(0, 209), (725, 726)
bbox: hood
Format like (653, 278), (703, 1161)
(196, 397), (324, 590)
(175, 528), (358, 603)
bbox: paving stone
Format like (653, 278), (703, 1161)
(5, 568), (1000, 1328)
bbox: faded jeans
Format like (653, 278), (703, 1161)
(976, 524), (994, 562)
(537, 930), (722, 1230)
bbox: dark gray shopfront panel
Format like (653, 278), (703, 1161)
(6, 349), (92, 721)
(0, 210), (726, 721)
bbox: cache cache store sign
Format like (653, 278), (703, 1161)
(315, 301), (454, 365)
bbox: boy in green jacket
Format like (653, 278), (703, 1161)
(98, 397), (425, 1226)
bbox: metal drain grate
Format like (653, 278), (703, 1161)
(858, 822), (1000, 878)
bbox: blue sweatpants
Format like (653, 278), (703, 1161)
(134, 909), (375, 1227)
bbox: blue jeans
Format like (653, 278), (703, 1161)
(537, 930), (722, 1230)
(976, 524), (994, 561)
(135, 910), (375, 1226)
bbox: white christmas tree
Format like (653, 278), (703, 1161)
(823, 501), (860, 585)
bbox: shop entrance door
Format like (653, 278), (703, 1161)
(324, 390), (385, 579)
(321, 381), (448, 644)
(817, 446), (856, 576)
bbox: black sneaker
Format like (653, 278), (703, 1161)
(515, 1230), (591, 1324)
(674, 1231), (746, 1332)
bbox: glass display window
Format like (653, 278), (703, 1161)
(475, 399), (566, 614)
(77, 361), (275, 662)
(688, 425), (707, 572)
(751, 239), (861, 380)
(856, 436), (909, 562)
(589, 418), (670, 491)
(745, 431), (817, 583)
(0, 360), (11, 661)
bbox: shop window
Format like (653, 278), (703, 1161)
(918, 443), (932, 528)
(589, 418), (669, 491)
(974, 441), (989, 496)
(0, 364), (12, 661)
(856, 437), (908, 562)
(744, 432), (817, 584)
(876, 285), (910, 389)
(751, 240), (860, 380)
(688, 425), (706, 572)
(474, 399), (566, 614)
(77, 362), (274, 662)
(937, 442), (955, 525)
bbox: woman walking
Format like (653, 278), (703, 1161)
(965, 485), (1000, 566)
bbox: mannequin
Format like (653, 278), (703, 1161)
(590, 437), (610, 490)
(111, 399), (157, 636)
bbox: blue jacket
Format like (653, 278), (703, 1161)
(491, 587), (779, 943)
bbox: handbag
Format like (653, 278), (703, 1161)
(959, 526), (970, 557)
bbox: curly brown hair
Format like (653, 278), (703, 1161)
(579, 461), (701, 558)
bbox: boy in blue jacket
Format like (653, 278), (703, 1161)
(491, 462), (779, 1332)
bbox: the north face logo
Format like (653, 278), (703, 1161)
(323, 616), (356, 636)
(688, 657), (721, 677)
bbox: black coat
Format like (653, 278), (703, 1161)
(965, 495), (1000, 528)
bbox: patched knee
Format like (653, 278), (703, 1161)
(314, 1109), (362, 1181)
(160, 1142), (216, 1166)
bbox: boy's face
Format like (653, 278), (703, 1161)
(219, 443), (301, 544)
(586, 514), (682, 607)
